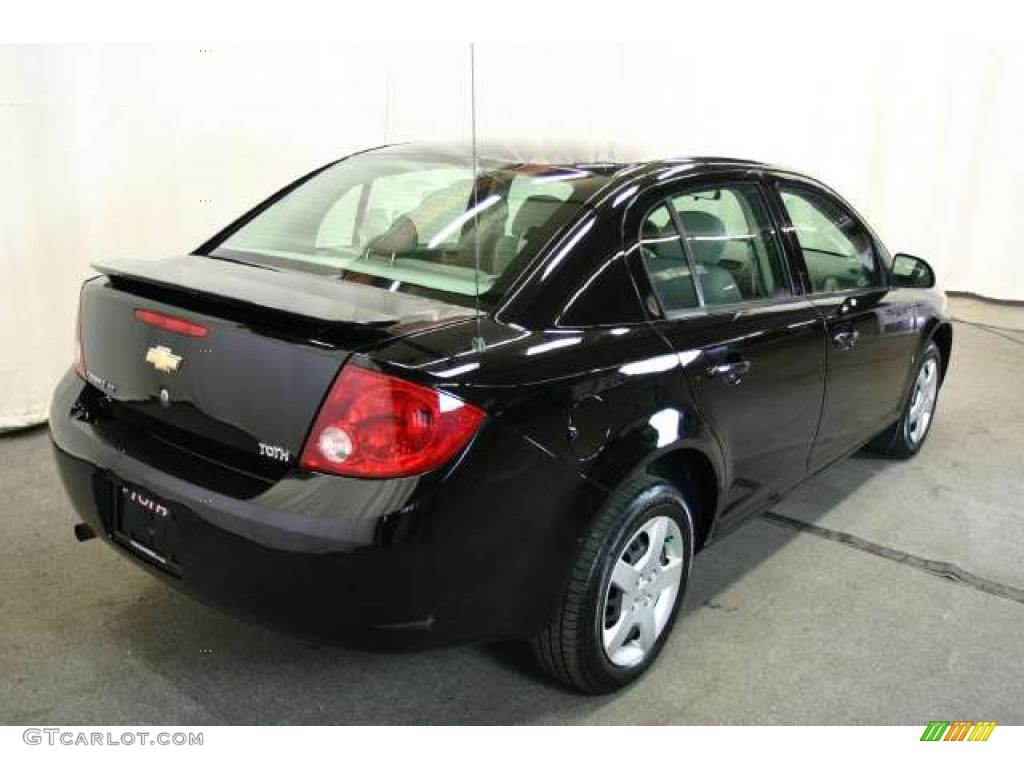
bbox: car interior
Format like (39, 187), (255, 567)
(641, 186), (788, 310)
(317, 172), (578, 297)
(778, 186), (878, 293)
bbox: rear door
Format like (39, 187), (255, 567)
(637, 178), (827, 528)
(771, 180), (919, 470)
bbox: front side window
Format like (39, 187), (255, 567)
(670, 184), (788, 306)
(210, 150), (590, 308)
(778, 184), (879, 293)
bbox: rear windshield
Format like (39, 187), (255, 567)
(207, 149), (597, 308)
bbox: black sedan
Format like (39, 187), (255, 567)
(51, 144), (951, 693)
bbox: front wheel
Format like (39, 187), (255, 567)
(530, 476), (694, 694)
(869, 339), (942, 458)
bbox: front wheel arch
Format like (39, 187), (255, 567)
(929, 322), (953, 383)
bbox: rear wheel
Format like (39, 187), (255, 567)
(869, 340), (942, 458)
(531, 475), (694, 694)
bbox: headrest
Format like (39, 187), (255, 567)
(510, 195), (562, 236)
(641, 218), (672, 240)
(680, 210), (726, 264)
(366, 215), (418, 255)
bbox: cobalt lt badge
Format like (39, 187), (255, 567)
(145, 345), (182, 374)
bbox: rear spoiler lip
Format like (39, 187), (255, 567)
(91, 256), (471, 330)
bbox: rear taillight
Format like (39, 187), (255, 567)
(73, 288), (86, 379)
(134, 309), (208, 337)
(300, 363), (485, 478)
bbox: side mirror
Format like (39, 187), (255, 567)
(892, 253), (935, 289)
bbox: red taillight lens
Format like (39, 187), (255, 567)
(300, 364), (485, 478)
(134, 309), (208, 338)
(73, 289), (86, 379)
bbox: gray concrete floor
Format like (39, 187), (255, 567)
(2, 309), (1022, 725)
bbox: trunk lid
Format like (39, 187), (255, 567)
(78, 256), (470, 495)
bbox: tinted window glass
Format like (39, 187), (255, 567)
(640, 204), (699, 312)
(212, 151), (592, 307)
(779, 184), (879, 293)
(671, 185), (788, 305)
(315, 184), (363, 248)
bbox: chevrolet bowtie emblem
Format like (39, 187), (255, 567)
(145, 345), (182, 374)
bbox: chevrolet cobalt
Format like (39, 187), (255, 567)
(51, 145), (951, 693)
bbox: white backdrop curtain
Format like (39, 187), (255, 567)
(2, 42), (1022, 429)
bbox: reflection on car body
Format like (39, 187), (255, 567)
(51, 144), (951, 693)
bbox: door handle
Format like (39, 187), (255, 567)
(833, 329), (860, 351)
(706, 359), (751, 385)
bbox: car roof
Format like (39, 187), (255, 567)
(372, 141), (785, 175)
(364, 143), (830, 211)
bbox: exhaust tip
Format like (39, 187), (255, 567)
(74, 523), (96, 542)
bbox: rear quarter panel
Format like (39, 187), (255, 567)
(368, 317), (726, 525)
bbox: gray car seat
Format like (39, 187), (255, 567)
(641, 218), (699, 309)
(482, 194), (564, 276)
(679, 211), (741, 305)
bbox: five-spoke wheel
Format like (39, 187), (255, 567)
(869, 338), (943, 458)
(907, 356), (938, 446)
(602, 516), (684, 668)
(532, 476), (694, 694)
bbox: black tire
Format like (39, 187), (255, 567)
(869, 339), (943, 459)
(530, 474), (694, 694)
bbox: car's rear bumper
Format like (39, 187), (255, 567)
(49, 370), (606, 648)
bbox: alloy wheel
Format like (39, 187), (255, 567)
(907, 357), (938, 445)
(601, 515), (684, 668)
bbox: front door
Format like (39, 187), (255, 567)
(774, 181), (918, 470)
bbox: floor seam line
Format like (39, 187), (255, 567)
(762, 511), (1024, 606)
(951, 317), (1024, 347)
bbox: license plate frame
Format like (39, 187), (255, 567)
(114, 484), (181, 575)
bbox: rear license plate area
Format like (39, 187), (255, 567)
(113, 485), (181, 575)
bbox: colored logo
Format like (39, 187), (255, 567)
(920, 721), (996, 741)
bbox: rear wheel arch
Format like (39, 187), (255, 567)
(530, 472), (695, 693)
(645, 447), (720, 550)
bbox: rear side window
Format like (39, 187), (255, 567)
(640, 204), (699, 312)
(779, 184), (880, 293)
(670, 184), (788, 306)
